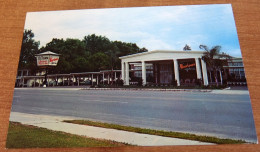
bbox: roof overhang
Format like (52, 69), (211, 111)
(119, 50), (205, 59)
(119, 50), (206, 63)
(35, 51), (60, 56)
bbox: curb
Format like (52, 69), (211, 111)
(81, 88), (212, 92)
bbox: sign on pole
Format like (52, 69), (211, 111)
(36, 55), (60, 66)
(35, 51), (60, 67)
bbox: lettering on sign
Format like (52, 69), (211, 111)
(50, 57), (59, 62)
(49, 56), (59, 65)
(180, 63), (195, 69)
(38, 60), (48, 65)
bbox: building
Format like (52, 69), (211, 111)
(224, 57), (247, 85)
(119, 50), (208, 86)
(15, 70), (122, 87)
(16, 69), (31, 87)
(119, 50), (245, 86)
(15, 50), (246, 87)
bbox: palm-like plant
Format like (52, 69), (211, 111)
(199, 45), (230, 85)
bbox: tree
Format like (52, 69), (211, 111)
(42, 38), (65, 54)
(89, 52), (110, 71)
(39, 34), (148, 76)
(199, 45), (230, 85)
(71, 57), (90, 72)
(19, 29), (40, 74)
(183, 44), (191, 51)
(40, 38), (87, 74)
(83, 34), (112, 54)
(113, 41), (148, 57)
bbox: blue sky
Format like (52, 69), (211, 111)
(24, 4), (242, 57)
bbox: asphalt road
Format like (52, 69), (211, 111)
(11, 88), (257, 143)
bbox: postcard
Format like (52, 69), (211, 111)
(6, 4), (257, 148)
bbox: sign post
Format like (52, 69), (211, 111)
(35, 51), (60, 87)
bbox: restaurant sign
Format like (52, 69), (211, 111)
(36, 55), (60, 66)
(180, 63), (195, 69)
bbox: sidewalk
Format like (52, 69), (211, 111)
(9, 112), (214, 146)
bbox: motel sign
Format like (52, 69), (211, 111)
(36, 51), (60, 67)
(35, 51), (60, 87)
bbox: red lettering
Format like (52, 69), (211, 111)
(50, 58), (58, 62)
(180, 63), (195, 69)
(38, 60), (48, 65)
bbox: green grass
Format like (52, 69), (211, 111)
(64, 120), (246, 145)
(6, 122), (130, 148)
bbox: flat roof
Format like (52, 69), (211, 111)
(119, 50), (205, 59)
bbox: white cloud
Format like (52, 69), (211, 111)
(23, 4), (241, 57)
(139, 38), (172, 50)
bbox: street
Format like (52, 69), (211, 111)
(11, 88), (257, 143)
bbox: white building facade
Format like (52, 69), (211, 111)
(119, 50), (209, 86)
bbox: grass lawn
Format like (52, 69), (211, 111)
(64, 120), (246, 144)
(6, 122), (130, 148)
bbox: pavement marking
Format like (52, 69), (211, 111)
(31, 107), (52, 113)
(97, 100), (128, 104)
(13, 96), (21, 98)
(79, 99), (128, 104)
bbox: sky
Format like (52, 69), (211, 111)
(24, 4), (242, 57)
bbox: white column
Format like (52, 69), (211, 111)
(195, 58), (202, 80)
(121, 62), (125, 81)
(103, 73), (105, 84)
(173, 59), (180, 86)
(141, 61), (146, 86)
(219, 70), (223, 85)
(125, 62), (130, 85)
(115, 72), (117, 81)
(77, 77), (80, 86)
(201, 59), (209, 86)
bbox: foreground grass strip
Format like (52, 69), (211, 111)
(6, 122), (129, 148)
(64, 120), (246, 144)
